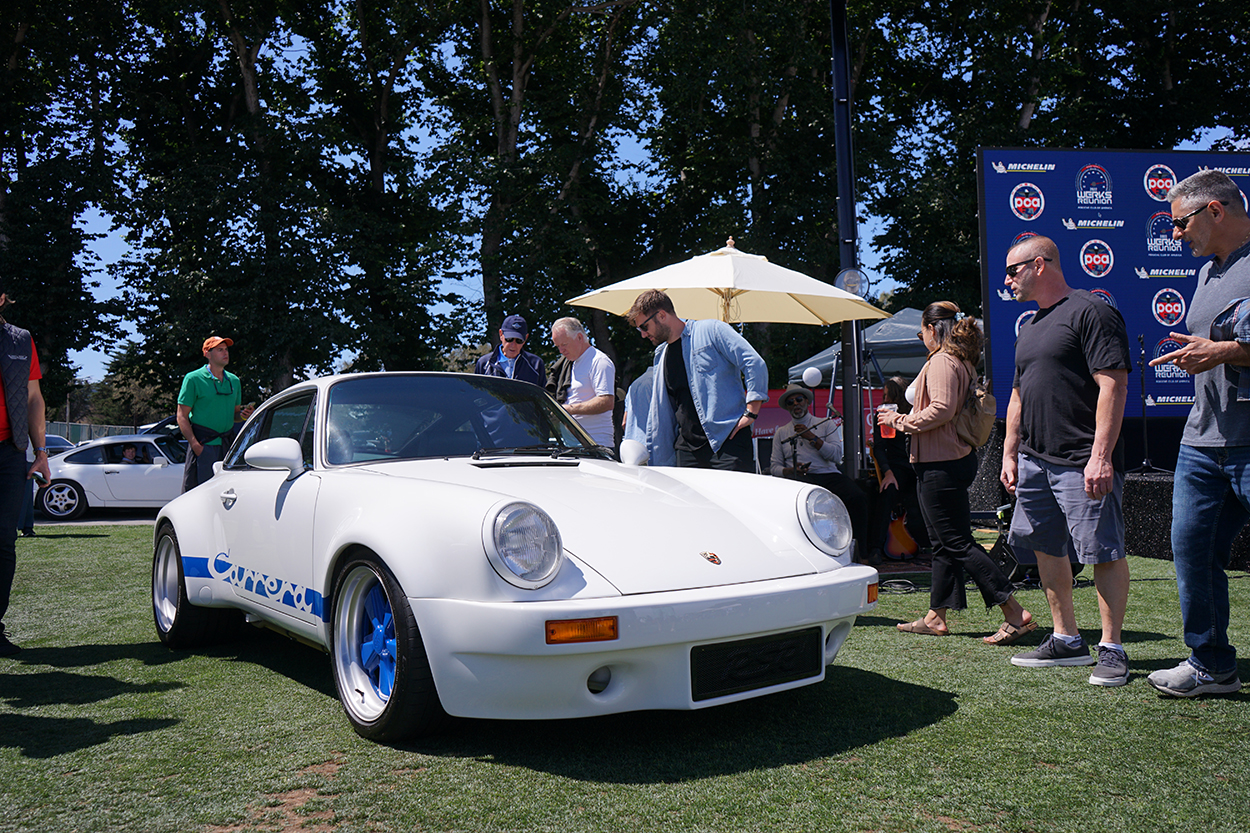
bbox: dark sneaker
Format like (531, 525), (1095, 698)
(0, 630), (19, 657)
(1010, 634), (1095, 667)
(1089, 645), (1129, 687)
(1147, 662), (1242, 698)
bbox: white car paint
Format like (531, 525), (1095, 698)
(153, 372), (877, 740)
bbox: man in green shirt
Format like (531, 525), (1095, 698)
(177, 336), (253, 491)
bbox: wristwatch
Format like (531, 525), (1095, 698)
(742, 411), (758, 420)
(35, 446), (49, 453)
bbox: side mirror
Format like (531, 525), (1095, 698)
(154, 456), (169, 468)
(244, 437), (305, 479)
(618, 438), (648, 466)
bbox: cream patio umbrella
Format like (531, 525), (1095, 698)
(565, 241), (889, 325)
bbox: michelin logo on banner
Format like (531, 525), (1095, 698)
(1076, 164), (1113, 207)
(992, 161), (1056, 174)
(1135, 267), (1197, 280)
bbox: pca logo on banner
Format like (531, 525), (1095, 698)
(1089, 288), (1118, 308)
(1080, 239), (1114, 278)
(1143, 165), (1177, 202)
(1010, 183), (1045, 221)
(1146, 212), (1183, 255)
(1014, 310), (1037, 336)
(1152, 288), (1186, 327)
(1075, 164), (1113, 207)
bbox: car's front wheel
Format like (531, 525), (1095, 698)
(152, 524), (243, 648)
(330, 552), (445, 741)
(38, 480), (87, 520)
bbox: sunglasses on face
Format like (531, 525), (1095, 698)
(1005, 256), (1052, 278)
(503, 337), (525, 345)
(1172, 201), (1229, 231)
(636, 312), (659, 335)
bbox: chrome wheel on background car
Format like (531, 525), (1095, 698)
(38, 481), (87, 520)
(330, 553), (444, 741)
(152, 524), (242, 648)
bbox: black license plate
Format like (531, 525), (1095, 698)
(690, 627), (822, 702)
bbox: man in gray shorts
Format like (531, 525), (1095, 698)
(999, 235), (1132, 686)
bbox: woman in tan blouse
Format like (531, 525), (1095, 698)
(877, 301), (1034, 644)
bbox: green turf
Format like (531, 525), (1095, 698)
(1, 524), (1246, 832)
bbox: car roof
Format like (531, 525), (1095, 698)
(70, 434), (164, 448)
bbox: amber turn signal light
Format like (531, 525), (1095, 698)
(546, 616), (619, 644)
(867, 583), (878, 604)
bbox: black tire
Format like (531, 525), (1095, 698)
(38, 480), (88, 520)
(152, 524), (243, 648)
(330, 551), (445, 741)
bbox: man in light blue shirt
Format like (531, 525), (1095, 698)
(628, 289), (767, 471)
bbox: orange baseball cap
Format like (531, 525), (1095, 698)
(202, 336), (234, 352)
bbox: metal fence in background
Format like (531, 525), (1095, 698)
(46, 421), (137, 444)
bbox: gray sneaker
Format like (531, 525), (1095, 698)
(1088, 645), (1129, 687)
(1010, 634), (1095, 667)
(1147, 661), (1242, 698)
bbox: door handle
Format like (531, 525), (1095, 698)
(220, 488), (237, 509)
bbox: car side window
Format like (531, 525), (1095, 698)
(64, 446), (104, 465)
(153, 435), (187, 464)
(224, 394), (316, 470)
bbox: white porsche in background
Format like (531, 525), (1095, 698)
(152, 372), (877, 741)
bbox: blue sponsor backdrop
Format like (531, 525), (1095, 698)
(977, 148), (1250, 418)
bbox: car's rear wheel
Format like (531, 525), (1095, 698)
(330, 552), (445, 741)
(39, 480), (87, 520)
(152, 524), (243, 648)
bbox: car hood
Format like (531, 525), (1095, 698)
(364, 458), (827, 595)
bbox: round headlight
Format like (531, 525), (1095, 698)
(798, 488), (853, 556)
(484, 502), (564, 588)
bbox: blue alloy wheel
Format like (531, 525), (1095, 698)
(330, 553), (444, 740)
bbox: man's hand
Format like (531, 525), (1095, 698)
(1084, 455), (1115, 502)
(1000, 456), (1018, 495)
(729, 414), (753, 439)
(28, 453), (51, 485)
(879, 470), (898, 492)
(1148, 332), (1243, 375)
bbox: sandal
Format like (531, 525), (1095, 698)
(897, 618), (949, 636)
(983, 620), (1037, 645)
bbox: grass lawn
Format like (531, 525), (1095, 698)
(2, 524), (1248, 833)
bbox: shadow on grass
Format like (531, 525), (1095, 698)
(0, 713), (180, 758)
(402, 667), (955, 783)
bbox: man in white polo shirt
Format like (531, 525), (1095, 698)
(550, 317), (616, 447)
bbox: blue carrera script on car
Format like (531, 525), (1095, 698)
(151, 372), (878, 741)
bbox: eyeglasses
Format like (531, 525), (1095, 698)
(636, 311), (659, 335)
(213, 375), (234, 397)
(1172, 201), (1228, 231)
(1005, 256), (1052, 278)
(503, 337), (525, 345)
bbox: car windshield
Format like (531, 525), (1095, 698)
(324, 374), (611, 465)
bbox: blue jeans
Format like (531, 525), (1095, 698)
(1171, 444), (1250, 676)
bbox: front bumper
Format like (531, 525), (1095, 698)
(412, 564), (877, 720)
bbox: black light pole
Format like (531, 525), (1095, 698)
(829, 0), (866, 479)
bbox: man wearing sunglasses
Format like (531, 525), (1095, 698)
(627, 289), (767, 471)
(177, 336), (254, 492)
(1000, 235), (1133, 687)
(1145, 169), (1250, 698)
(474, 313), (545, 387)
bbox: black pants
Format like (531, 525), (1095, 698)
(0, 443), (25, 628)
(869, 466), (930, 554)
(914, 452), (1013, 611)
(675, 427), (755, 473)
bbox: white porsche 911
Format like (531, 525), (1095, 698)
(152, 372), (877, 741)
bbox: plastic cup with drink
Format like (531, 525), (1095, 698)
(877, 404), (899, 438)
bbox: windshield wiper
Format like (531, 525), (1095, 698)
(551, 445), (613, 460)
(472, 444), (562, 460)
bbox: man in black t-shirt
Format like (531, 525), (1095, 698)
(999, 235), (1132, 687)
